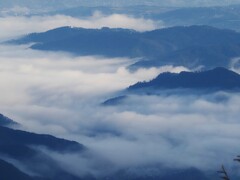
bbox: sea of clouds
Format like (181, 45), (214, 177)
(0, 10), (240, 178)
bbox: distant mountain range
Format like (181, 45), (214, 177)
(0, 0), (238, 11)
(148, 5), (240, 32)
(9, 25), (240, 70)
(129, 67), (240, 91)
(103, 67), (240, 105)
(46, 4), (240, 32)
(46, 5), (174, 18)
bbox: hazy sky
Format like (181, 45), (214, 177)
(0, 0), (240, 9)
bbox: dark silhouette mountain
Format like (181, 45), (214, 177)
(102, 95), (128, 106)
(0, 159), (37, 180)
(150, 5), (240, 32)
(0, 157), (85, 180)
(0, 114), (212, 180)
(0, 114), (86, 180)
(129, 67), (240, 90)
(160, 168), (210, 180)
(9, 25), (240, 69)
(105, 167), (210, 180)
(0, 113), (18, 127)
(0, 125), (84, 153)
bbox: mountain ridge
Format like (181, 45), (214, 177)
(8, 25), (240, 70)
(129, 67), (240, 90)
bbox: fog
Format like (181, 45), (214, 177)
(0, 12), (161, 41)
(0, 43), (239, 177)
(0, 11), (240, 178)
(0, 44), (187, 133)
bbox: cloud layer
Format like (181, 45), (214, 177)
(0, 44), (239, 177)
(0, 9), (240, 178)
(0, 12), (161, 41)
(0, 44), (185, 132)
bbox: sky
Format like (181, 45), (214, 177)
(0, 0), (240, 10)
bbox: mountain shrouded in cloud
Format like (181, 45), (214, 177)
(1, 0), (240, 179)
(0, 114), (211, 179)
(10, 25), (240, 70)
(104, 68), (240, 105)
(129, 67), (240, 90)
(0, 114), (87, 180)
(0, 14), (159, 41)
(0, 43), (238, 179)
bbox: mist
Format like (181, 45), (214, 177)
(0, 7), (240, 179)
(0, 12), (161, 41)
(0, 42), (239, 178)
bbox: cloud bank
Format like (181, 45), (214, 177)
(0, 8), (239, 178)
(0, 12), (161, 41)
(0, 44), (239, 178)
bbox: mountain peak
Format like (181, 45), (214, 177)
(129, 67), (240, 91)
(0, 114), (18, 127)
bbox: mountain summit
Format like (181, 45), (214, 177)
(8, 26), (240, 70)
(129, 67), (240, 90)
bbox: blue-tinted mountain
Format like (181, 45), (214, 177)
(0, 125), (84, 153)
(129, 67), (240, 91)
(0, 156), (84, 180)
(149, 5), (240, 32)
(1, 0), (239, 12)
(9, 25), (240, 69)
(46, 4), (240, 32)
(0, 114), (212, 180)
(0, 114), (87, 180)
(0, 113), (18, 127)
(109, 167), (210, 180)
(102, 95), (128, 106)
(0, 159), (37, 180)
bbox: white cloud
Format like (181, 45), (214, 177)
(230, 57), (240, 73)
(0, 8), (239, 175)
(0, 6), (30, 16)
(0, 44), (183, 128)
(0, 44), (239, 177)
(0, 12), (162, 41)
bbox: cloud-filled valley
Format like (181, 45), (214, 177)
(0, 44), (188, 135)
(1, 4), (240, 179)
(0, 43), (240, 179)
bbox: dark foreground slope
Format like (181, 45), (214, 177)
(0, 114), (211, 180)
(0, 115), (86, 180)
(0, 159), (35, 180)
(9, 26), (240, 69)
(0, 113), (18, 127)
